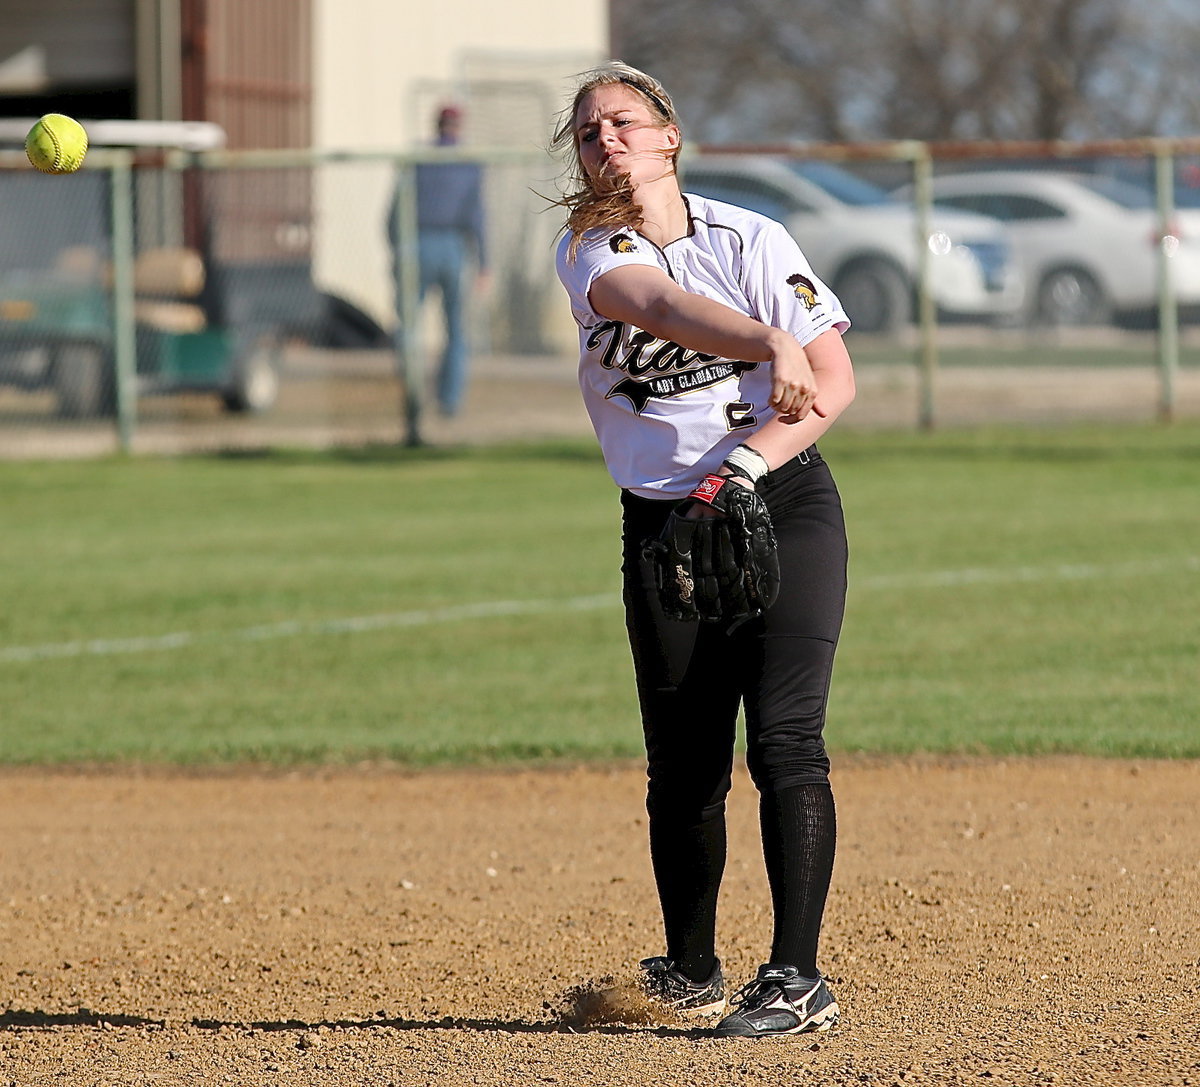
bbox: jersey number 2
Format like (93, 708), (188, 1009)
(725, 401), (758, 431)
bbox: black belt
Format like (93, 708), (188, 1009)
(759, 444), (821, 489)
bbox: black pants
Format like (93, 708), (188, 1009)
(620, 448), (847, 976)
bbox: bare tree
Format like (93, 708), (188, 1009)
(610, 0), (1200, 142)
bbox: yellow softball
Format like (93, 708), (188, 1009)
(25, 114), (89, 175)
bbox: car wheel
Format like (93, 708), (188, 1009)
(221, 332), (281, 413)
(52, 344), (115, 419)
(1036, 267), (1109, 327)
(834, 259), (911, 334)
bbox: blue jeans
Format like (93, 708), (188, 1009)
(418, 229), (469, 415)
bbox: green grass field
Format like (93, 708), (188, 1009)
(2, 422), (1197, 765)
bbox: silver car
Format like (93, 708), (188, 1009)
(681, 155), (1024, 334)
(894, 170), (1200, 326)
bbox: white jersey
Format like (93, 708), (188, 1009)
(556, 193), (849, 500)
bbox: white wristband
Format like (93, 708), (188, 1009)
(721, 444), (770, 483)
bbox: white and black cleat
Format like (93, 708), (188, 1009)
(638, 956), (727, 1018)
(713, 964), (839, 1038)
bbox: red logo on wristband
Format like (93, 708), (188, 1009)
(690, 475), (726, 505)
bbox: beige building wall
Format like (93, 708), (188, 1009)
(310, 0), (606, 345)
(312, 2), (606, 151)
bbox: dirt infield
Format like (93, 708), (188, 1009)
(2, 757), (1197, 1085)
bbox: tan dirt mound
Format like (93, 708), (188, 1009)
(1, 756), (1198, 1085)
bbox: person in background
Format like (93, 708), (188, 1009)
(387, 104), (488, 417)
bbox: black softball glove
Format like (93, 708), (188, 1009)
(642, 474), (781, 623)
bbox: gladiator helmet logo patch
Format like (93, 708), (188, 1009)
(787, 273), (818, 311)
(610, 234), (638, 254)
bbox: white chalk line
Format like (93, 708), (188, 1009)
(3, 556), (1196, 665)
(860, 554), (1200, 590)
(0, 595), (616, 664)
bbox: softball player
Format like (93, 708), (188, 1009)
(553, 62), (857, 1039)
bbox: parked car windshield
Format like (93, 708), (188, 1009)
(1075, 174), (1158, 210)
(784, 160), (894, 206)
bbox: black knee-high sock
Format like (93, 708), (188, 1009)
(648, 808), (725, 983)
(759, 782), (836, 976)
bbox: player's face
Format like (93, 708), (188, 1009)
(574, 84), (679, 189)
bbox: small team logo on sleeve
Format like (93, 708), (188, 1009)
(787, 273), (819, 311)
(610, 234), (638, 253)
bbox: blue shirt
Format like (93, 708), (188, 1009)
(400, 159), (487, 270)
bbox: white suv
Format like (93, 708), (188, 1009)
(681, 155), (1024, 333)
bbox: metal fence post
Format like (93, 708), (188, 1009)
(910, 142), (938, 431)
(1154, 144), (1179, 423)
(390, 157), (424, 446)
(109, 151), (138, 452)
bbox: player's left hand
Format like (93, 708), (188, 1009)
(684, 472), (751, 519)
(643, 474), (781, 623)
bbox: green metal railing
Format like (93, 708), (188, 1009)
(3, 135), (1199, 452)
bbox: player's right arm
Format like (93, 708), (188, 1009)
(589, 264), (820, 422)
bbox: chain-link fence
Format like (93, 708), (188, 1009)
(2, 139), (1198, 460)
(692, 137), (1200, 431)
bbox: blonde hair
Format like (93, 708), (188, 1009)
(550, 61), (683, 260)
